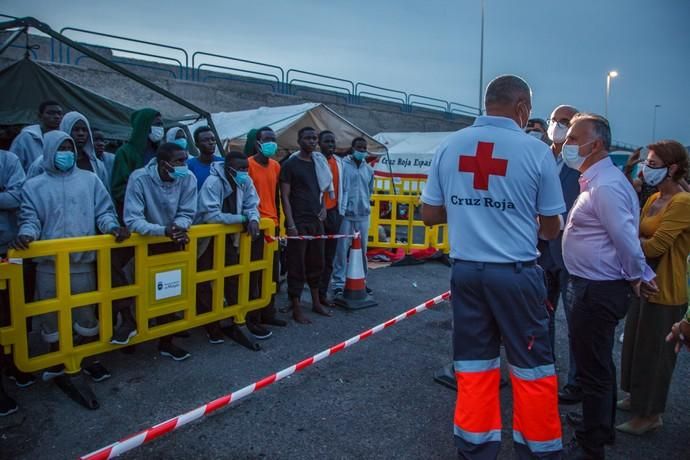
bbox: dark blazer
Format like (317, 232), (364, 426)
(538, 160), (580, 271)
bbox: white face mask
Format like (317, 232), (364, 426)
(149, 126), (164, 143)
(547, 121), (568, 143)
(562, 140), (595, 171)
(641, 163), (668, 186)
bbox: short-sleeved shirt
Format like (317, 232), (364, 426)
(421, 115), (565, 262)
(248, 155), (280, 224)
(279, 155), (322, 223)
(324, 155), (340, 210)
(187, 155), (223, 190)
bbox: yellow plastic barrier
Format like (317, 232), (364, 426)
(368, 193), (448, 255)
(373, 176), (427, 195)
(0, 219), (276, 374)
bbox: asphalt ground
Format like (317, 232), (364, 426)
(0, 262), (688, 459)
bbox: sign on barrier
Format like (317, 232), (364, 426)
(373, 176), (427, 195)
(0, 220), (277, 374)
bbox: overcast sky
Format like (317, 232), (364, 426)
(3, 0), (690, 146)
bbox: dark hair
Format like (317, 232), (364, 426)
(255, 126), (274, 140)
(193, 126), (213, 143)
(297, 126), (316, 140)
(528, 118), (547, 130)
(647, 140), (689, 181)
(156, 142), (184, 162)
(485, 75), (531, 107)
(318, 130), (335, 142)
(351, 137), (366, 147)
(225, 150), (247, 162)
(570, 113), (612, 151)
(39, 100), (61, 114)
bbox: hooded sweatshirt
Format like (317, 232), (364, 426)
(26, 112), (111, 193)
(0, 151), (25, 254)
(196, 161), (260, 225)
(123, 158), (197, 236)
(10, 124), (44, 172)
(111, 108), (160, 206)
(338, 154), (374, 220)
(17, 131), (120, 273)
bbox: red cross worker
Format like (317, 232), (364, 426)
(422, 75), (566, 460)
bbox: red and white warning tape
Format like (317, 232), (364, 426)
(264, 232), (359, 243)
(80, 290), (451, 460)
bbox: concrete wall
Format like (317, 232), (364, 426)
(0, 31), (474, 136)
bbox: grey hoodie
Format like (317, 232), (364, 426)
(196, 161), (260, 225)
(0, 151), (25, 254)
(26, 112), (111, 193)
(339, 155), (374, 220)
(10, 124), (43, 172)
(124, 158), (197, 236)
(17, 131), (120, 273)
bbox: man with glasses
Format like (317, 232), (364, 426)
(539, 105), (585, 405)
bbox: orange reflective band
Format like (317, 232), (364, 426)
(454, 368), (502, 433)
(510, 373), (562, 442)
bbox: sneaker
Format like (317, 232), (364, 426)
(83, 362), (112, 382)
(8, 370), (35, 388)
(247, 322), (272, 340)
(158, 342), (191, 361)
(42, 364), (65, 381)
(206, 324), (225, 345)
(333, 288), (344, 298)
(365, 286), (373, 295)
(0, 393), (18, 416)
(110, 323), (138, 345)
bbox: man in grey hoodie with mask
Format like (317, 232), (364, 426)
(124, 141), (197, 361)
(331, 137), (375, 298)
(195, 151), (262, 342)
(26, 111), (110, 193)
(13, 131), (129, 382)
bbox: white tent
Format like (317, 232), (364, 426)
(372, 131), (454, 178)
(183, 102), (386, 157)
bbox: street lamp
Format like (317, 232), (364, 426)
(652, 104), (661, 141)
(478, 0), (485, 115)
(605, 70), (618, 119)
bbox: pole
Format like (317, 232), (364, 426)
(605, 74), (610, 119)
(652, 104), (660, 141)
(478, 0), (485, 115)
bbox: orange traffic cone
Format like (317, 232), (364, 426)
(334, 232), (377, 310)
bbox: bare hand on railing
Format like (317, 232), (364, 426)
(111, 226), (131, 243)
(165, 224), (189, 244)
(248, 220), (260, 240)
(10, 235), (34, 250)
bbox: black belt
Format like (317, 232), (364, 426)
(452, 259), (537, 271)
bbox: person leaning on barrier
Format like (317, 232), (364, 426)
(331, 137), (374, 299)
(123, 141), (197, 361)
(0, 149), (27, 416)
(10, 100), (63, 172)
(12, 130), (130, 383)
(26, 111), (111, 194)
(246, 127), (289, 331)
(196, 151), (264, 341)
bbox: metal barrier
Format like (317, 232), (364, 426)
(287, 68), (355, 104)
(355, 82), (407, 107)
(192, 51), (285, 92)
(368, 193), (448, 254)
(0, 220), (276, 375)
(72, 43), (185, 79)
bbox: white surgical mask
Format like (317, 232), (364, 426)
(641, 163), (668, 186)
(149, 126), (164, 143)
(547, 122), (568, 143)
(561, 140), (595, 171)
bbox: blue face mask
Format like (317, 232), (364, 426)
(234, 171), (250, 185)
(171, 165), (189, 179)
(352, 150), (367, 161)
(259, 141), (278, 157)
(55, 150), (75, 171)
(173, 138), (188, 150)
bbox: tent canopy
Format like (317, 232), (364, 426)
(0, 59), (137, 140)
(183, 103), (386, 156)
(372, 131), (454, 178)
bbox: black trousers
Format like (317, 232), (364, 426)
(569, 276), (631, 459)
(247, 228), (280, 323)
(318, 207), (342, 297)
(286, 218), (324, 299)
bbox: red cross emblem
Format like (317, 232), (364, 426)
(458, 141), (508, 190)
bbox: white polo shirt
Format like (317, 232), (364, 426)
(422, 116), (565, 263)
